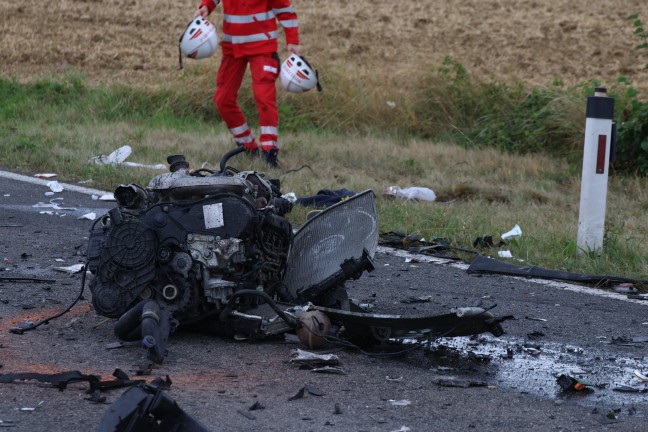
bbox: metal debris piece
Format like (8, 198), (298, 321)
(309, 366), (347, 375)
(52, 264), (85, 274)
(105, 342), (123, 350)
(249, 401), (265, 411)
(525, 316), (548, 322)
(433, 377), (488, 388)
(237, 410), (255, 420)
(290, 349), (340, 366)
(389, 400), (411, 406)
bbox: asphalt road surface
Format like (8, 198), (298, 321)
(0, 170), (647, 431)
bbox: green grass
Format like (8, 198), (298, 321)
(0, 74), (646, 284)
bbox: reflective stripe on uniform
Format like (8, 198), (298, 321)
(230, 123), (250, 136)
(260, 126), (278, 135)
(222, 31), (277, 44)
(223, 11), (275, 24)
(278, 19), (298, 28)
(272, 6), (294, 15)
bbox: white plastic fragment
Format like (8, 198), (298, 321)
(282, 192), (297, 203)
(386, 101), (396, 108)
(77, 212), (97, 221)
(90, 145), (165, 169)
(501, 224), (522, 240)
(498, 250), (513, 258)
(53, 264), (85, 274)
(47, 181), (64, 193)
(633, 370), (648, 382)
(386, 186), (436, 202)
(34, 173), (57, 178)
(389, 400), (411, 406)
(391, 427), (410, 432)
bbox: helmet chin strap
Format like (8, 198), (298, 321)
(178, 44), (184, 70)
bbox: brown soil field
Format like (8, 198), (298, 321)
(1, 0), (648, 94)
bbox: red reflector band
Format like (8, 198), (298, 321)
(596, 135), (606, 174)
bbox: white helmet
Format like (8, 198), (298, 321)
(179, 18), (218, 60)
(280, 54), (321, 93)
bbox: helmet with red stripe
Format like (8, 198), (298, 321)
(179, 18), (218, 60)
(280, 54), (320, 93)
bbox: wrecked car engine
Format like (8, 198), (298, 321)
(86, 148), (505, 364)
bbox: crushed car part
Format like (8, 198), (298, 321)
(86, 149), (379, 363)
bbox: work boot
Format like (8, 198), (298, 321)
(262, 148), (279, 168)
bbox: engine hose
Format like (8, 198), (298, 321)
(114, 301), (147, 341)
(218, 146), (246, 174)
(218, 289), (299, 328)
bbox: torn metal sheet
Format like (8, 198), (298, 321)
(290, 349), (340, 366)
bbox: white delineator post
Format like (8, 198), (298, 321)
(576, 88), (615, 254)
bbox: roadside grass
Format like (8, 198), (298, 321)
(1, 75), (647, 282)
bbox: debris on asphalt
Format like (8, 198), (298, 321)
(0, 369), (144, 393)
(52, 264), (85, 274)
(290, 349), (340, 366)
(633, 370), (648, 382)
(557, 374), (593, 392)
(390, 427), (411, 432)
(389, 399), (411, 406)
(249, 401), (265, 411)
(96, 383), (210, 431)
(32, 199), (76, 211)
(20, 401), (43, 412)
(46, 181), (63, 193)
(612, 283), (638, 293)
(307, 366), (347, 375)
(77, 212), (97, 221)
(400, 295), (433, 304)
(612, 385), (648, 393)
(34, 173), (57, 179)
(501, 224), (522, 240)
(525, 316), (548, 322)
(105, 342), (123, 350)
(237, 409), (255, 420)
(288, 384), (325, 401)
(432, 377), (489, 388)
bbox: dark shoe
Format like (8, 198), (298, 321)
(262, 148), (279, 168)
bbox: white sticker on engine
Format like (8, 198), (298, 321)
(203, 203), (224, 229)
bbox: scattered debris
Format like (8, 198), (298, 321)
(633, 370), (648, 382)
(612, 385), (648, 393)
(249, 401), (265, 411)
(557, 374), (593, 392)
(46, 181), (63, 193)
(401, 295), (433, 304)
(32, 199), (76, 211)
(433, 377), (489, 388)
(525, 316), (548, 322)
(308, 366), (347, 375)
(91, 145), (167, 170)
(386, 186), (436, 202)
(288, 384), (325, 401)
(389, 399), (411, 406)
(290, 349), (340, 366)
(237, 409), (255, 420)
(96, 382), (210, 431)
(468, 255), (646, 287)
(501, 224), (522, 240)
(53, 264), (85, 274)
(497, 250), (513, 258)
(613, 283), (638, 294)
(0, 277), (55, 284)
(295, 188), (356, 207)
(0, 370), (144, 392)
(20, 401), (44, 412)
(77, 212), (97, 221)
(34, 173), (57, 179)
(105, 342), (123, 350)
(391, 427), (410, 432)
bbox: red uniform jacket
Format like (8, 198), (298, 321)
(199, 0), (299, 57)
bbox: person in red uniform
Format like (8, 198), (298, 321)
(195, 0), (300, 168)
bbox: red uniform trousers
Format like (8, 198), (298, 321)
(214, 52), (280, 152)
